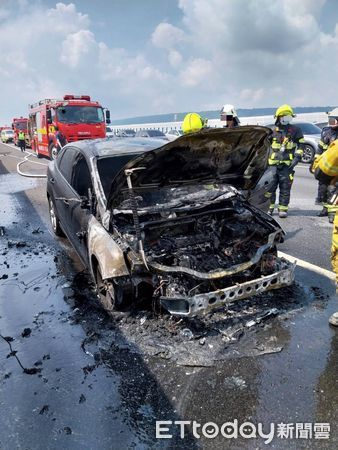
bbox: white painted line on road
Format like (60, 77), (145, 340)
(278, 251), (336, 281)
(1, 153), (48, 166)
(0, 142), (49, 166)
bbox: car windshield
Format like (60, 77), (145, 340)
(97, 155), (138, 198)
(57, 106), (104, 124)
(14, 122), (27, 131)
(295, 122), (322, 134)
(4, 130), (14, 135)
(147, 130), (165, 137)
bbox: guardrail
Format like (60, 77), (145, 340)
(109, 111), (328, 134)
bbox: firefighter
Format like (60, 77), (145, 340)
(54, 126), (67, 152)
(220, 104), (240, 128)
(18, 130), (26, 152)
(182, 113), (208, 134)
(314, 139), (338, 326)
(266, 104), (305, 218)
(315, 107), (338, 221)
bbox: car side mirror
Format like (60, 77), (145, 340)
(105, 109), (111, 124)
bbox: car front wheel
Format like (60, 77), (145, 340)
(95, 267), (118, 315)
(302, 144), (315, 164)
(48, 196), (64, 236)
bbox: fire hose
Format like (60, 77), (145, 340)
(16, 151), (48, 178)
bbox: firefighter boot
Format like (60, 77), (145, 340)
(278, 205), (288, 218)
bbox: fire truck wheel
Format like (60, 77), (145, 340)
(48, 143), (58, 160)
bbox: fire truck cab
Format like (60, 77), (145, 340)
(12, 117), (30, 147)
(28, 94), (110, 159)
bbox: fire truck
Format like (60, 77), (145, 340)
(12, 117), (30, 147)
(28, 94), (110, 159)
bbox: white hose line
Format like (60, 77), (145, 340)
(278, 251), (336, 281)
(16, 152), (47, 178)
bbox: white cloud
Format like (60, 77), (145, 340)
(168, 49), (183, 67)
(180, 58), (213, 87)
(60, 30), (96, 68)
(151, 22), (185, 49)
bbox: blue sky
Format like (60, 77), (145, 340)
(0, 0), (338, 124)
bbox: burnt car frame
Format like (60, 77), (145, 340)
(47, 127), (295, 316)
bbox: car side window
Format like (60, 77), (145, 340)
(57, 147), (77, 184)
(71, 153), (93, 197)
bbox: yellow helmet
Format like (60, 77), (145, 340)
(182, 113), (207, 134)
(274, 104), (295, 118)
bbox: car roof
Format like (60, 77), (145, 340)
(65, 137), (166, 160)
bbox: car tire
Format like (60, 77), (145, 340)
(48, 196), (64, 237)
(95, 266), (120, 315)
(48, 143), (58, 160)
(302, 144), (315, 164)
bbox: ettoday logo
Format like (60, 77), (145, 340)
(156, 420), (330, 444)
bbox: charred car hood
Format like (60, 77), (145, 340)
(107, 126), (272, 208)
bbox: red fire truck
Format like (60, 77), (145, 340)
(12, 117), (30, 147)
(28, 94), (110, 159)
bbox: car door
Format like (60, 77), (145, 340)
(66, 152), (94, 265)
(52, 147), (78, 234)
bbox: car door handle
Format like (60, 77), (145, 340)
(63, 199), (69, 207)
(49, 177), (55, 184)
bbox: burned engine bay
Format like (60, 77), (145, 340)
(112, 184), (295, 316)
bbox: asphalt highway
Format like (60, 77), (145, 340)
(0, 141), (337, 450)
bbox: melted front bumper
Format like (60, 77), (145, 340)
(160, 258), (296, 316)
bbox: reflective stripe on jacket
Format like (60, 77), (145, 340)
(318, 140), (338, 178)
(268, 124), (305, 166)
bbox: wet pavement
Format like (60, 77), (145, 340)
(0, 143), (337, 449)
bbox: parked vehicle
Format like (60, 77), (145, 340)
(12, 117), (30, 147)
(265, 121), (322, 163)
(47, 127), (294, 316)
(123, 129), (136, 137)
(314, 122), (327, 130)
(165, 129), (183, 141)
(135, 129), (168, 140)
(28, 94), (110, 160)
(115, 129), (135, 138)
(106, 126), (114, 139)
(1, 129), (14, 143)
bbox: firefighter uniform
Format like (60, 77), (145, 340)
(316, 126), (338, 220)
(266, 119), (305, 217)
(314, 139), (338, 326)
(18, 131), (26, 152)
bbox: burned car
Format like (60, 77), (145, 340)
(47, 127), (295, 316)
